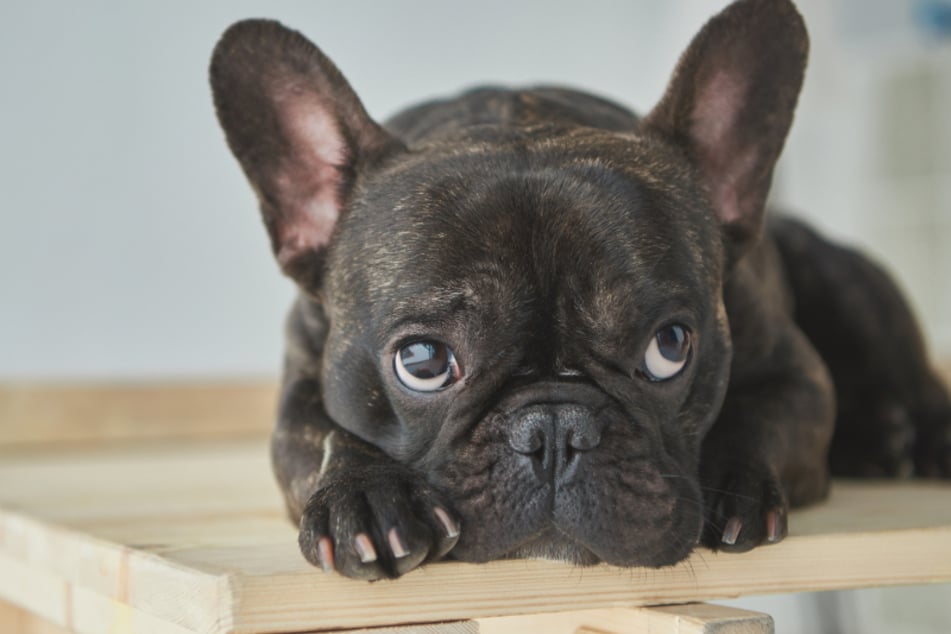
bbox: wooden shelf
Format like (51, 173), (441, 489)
(1, 438), (950, 633)
(0, 382), (277, 448)
(2, 378), (950, 632)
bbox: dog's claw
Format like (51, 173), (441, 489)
(766, 508), (786, 543)
(721, 517), (742, 545)
(317, 536), (335, 573)
(701, 461), (790, 552)
(354, 533), (378, 563)
(434, 506), (460, 538)
(388, 528), (409, 559)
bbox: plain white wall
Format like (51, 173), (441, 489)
(0, 0), (723, 380)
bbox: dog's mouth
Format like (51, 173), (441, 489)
(439, 460), (705, 568)
(501, 526), (603, 566)
(446, 504), (701, 569)
(427, 390), (704, 569)
(445, 523), (602, 566)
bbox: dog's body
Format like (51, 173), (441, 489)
(211, 0), (951, 580)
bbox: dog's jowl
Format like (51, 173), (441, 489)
(210, 0), (951, 579)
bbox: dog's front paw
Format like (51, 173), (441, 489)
(915, 413), (951, 479)
(699, 462), (791, 553)
(830, 398), (917, 478)
(298, 465), (460, 580)
(913, 377), (951, 478)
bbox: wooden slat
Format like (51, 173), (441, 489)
(337, 604), (774, 634)
(339, 623), (478, 634)
(0, 439), (949, 633)
(0, 381), (277, 447)
(634, 603), (774, 634)
(474, 604), (773, 633)
(230, 525), (950, 632)
(0, 601), (71, 634)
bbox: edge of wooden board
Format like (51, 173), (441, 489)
(228, 525), (951, 633)
(0, 381), (277, 447)
(3, 503), (950, 634)
(0, 509), (230, 634)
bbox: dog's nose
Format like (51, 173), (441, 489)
(508, 404), (602, 482)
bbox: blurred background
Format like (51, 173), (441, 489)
(2, 0), (950, 381)
(1, 1), (949, 632)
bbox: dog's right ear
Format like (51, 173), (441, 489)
(643, 0), (808, 264)
(210, 20), (402, 288)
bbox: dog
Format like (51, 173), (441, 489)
(210, 0), (951, 580)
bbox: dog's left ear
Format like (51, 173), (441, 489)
(209, 20), (403, 290)
(644, 0), (807, 260)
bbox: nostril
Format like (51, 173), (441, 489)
(508, 409), (550, 456)
(567, 428), (601, 452)
(564, 440), (576, 466)
(560, 405), (602, 453)
(530, 443), (546, 465)
(509, 428), (544, 455)
(564, 429), (599, 467)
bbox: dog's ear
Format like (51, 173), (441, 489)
(644, 0), (807, 261)
(210, 20), (402, 288)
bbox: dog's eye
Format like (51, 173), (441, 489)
(639, 324), (690, 381)
(394, 341), (460, 392)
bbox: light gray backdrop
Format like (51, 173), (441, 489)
(3, 0), (949, 380)
(2, 2), (950, 632)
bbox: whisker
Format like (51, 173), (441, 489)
(697, 486), (758, 503)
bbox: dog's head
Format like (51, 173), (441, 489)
(210, 0), (807, 566)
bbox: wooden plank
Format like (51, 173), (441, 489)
(0, 381), (277, 448)
(339, 623), (478, 634)
(0, 601), (72, 634)
(0, 439), (949, 633)
(631, 604), (773, 634)
(474, 604), (773, 633)
(338, 604), (773, 634)
(0, 550), (70, 630)
(228, 524), (951, 632)
(0, 516), (226, 634)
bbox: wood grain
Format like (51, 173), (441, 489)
(0, 375), (948, 632)
(0, 439), (949, 633)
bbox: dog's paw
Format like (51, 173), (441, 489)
(912, 376), (951, 478)
(916, 430), (951, 479)
(298, 465), (460, 580)
(699, 463), (789, 553)
(829, 398), (917, 478)
(914, 410), (951, 479)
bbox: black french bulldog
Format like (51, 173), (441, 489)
(210, 0), (951, 580)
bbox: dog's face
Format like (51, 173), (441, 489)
(321, 129), (732, 565)
(211, 0), (806, 567)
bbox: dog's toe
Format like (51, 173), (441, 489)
(298, 466), (460, 580)
(700, 463), (789, 553)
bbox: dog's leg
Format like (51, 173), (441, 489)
(697, 240), (836, 552)
(270, 301), (460, 580)
(698, 320), (835, 551)
(273, 374), (461, 580)
(771, 216), (951, 478)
